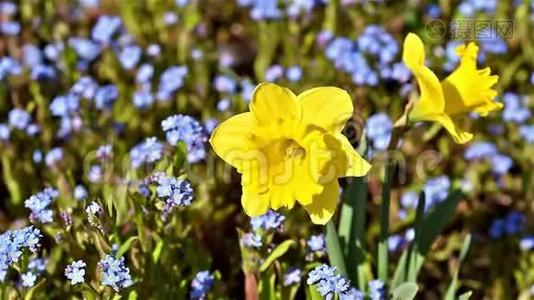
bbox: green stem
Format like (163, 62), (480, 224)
(378, 126), (405, 283)
(325, 220), (348, 277)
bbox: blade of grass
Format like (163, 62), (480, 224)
(326, 220), (348, 277)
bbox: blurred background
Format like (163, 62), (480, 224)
(0, 0), (533, 299)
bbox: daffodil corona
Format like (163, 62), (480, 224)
(209, 83), (371, 224)
(402, 33), (502, 144)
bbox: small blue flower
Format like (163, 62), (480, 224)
(490, 154), (512, 175)
(240, 79), (255, 102)
(92, 15), (122, 44)
(68, 38), (101, 62)
(8, 108), (31, 130)
(157, 66), (188, 101)
(45, 147), (63, 167)
(65, 260), (86, 285)
(423, 176), (450, 210)
(520, 236), (534, 250)
(32, 150), (42, 163)
(241, 232), (262, 248)
(129, 137), (164, 168)
(0, 124), (9, 141)
(214, 75), (237, 94)
(98, 255), (133, 291)
(265, 64), (284, 81)
(21, 272), (36, 287)
(94, 85), (118, 110)
(520, 125), (534, 144)
(0, 2), (17, 15)
(216, 98), (231, 112)
(74, 185), (88, 201)
(155, 175), (194, 216)
(458, 0), (496, 17)
(369, 279), (386, 300)
(502, 92), (531, 124)
(190, 270), (214, 299)
(22, 45), (42, 67)
(250, 210), (285, 231)
(50, 94), (80, 117)
(24, 187), (58, 223)
(118, 45), (141, 70)
(464, 142), (497, 160)
(147, 44), (161, 57)
(307, 234), (326, 253)
(240, 0), (282, 20)
(71, 76), (98, 99)
(136, 64), (154, 84)
(400, 191), (418, 209)
(490, 211), (524, 239)
(133, 85), (154, 109)
(283, 268), (301, 286)
(164, 12), (178, 25)
(365, 113), (392, 151)
(286, 65), (302, 82)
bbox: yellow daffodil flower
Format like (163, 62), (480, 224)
(209, 83), (371, 224)
(402, 33), (502, 144)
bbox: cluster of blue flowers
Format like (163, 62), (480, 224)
(366, 113), (393, 151)
(190, 270), (214, 299)
(422, 176), (451, 211)
(464, 142), (513, 176)
(241, 232), (262, 248)
(24, 188), (59, 223)
(307, 264), (354, 299)
(155, 174), (194, 217)
(283, 268), (302, 286)
(250, 210), (285, 231)
(237, 0), (327, 20)
(98, 255), (133, 291)
(0, 108), (40, 141)
(322, 25), (410, 87)
(161, 114), (208, 163)
(129, 137), (164, 168)
(65, 260), (86, 285)
(489, 211), (524, 239)
(0, 226), (42, 282)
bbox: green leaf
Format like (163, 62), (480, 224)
(392, 190), (463, 287)
(259, 272), (276, 300)
(458, 291), (473, 300)
(378, 161), (393, 282)
(259, 240), (295, 272)
(444, 234), (472, 300)
(1, 151), (22, 205)
(152, 239), (164, 263)
(306, 285), (323, 300)
(325, 220), (348, 277)
(115, 236), (138, 258)
(391, 282), (419, 300)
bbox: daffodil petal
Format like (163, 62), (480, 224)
(270, 185), (295, 210)
(402, 33), (445, 119)
(303, 180), (340, 225)
(442, 43), (501, 116)
(209, 112), (258, 171)
(298, 87), (353, 133)
(428, 113), (473, 144)
(334, 133), (371, 177)
(241, 182), (270, 217)
(249, 83), (300, 126)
